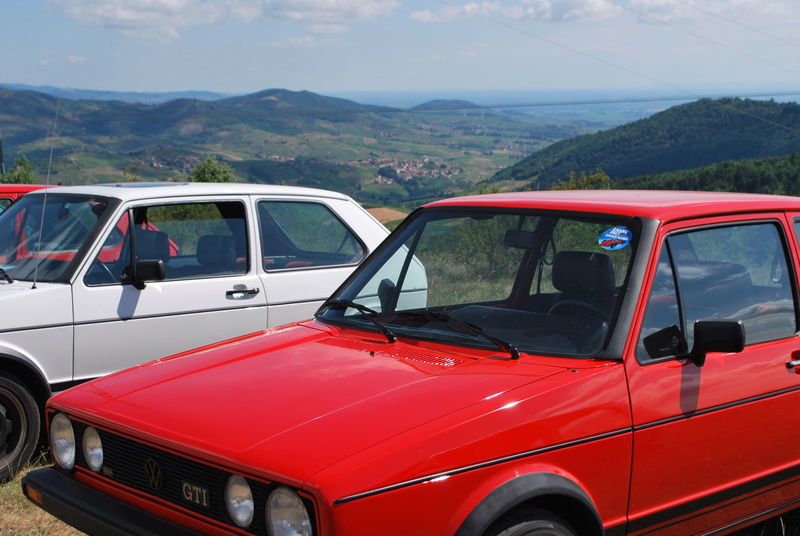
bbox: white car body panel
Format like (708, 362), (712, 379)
(72, 277), (268, 379)
(0, 282), (72, 331)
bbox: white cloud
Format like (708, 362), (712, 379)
(409, 0), (800, 24)
(271, 34), (320, 47)
(46, 0), (400, 41)
(625, 0), (800, 24)
(410, 2), (502, 23)
(267, 0), (399, 23)
(511, 0), (621, 21)
(68, 55), (88, 64)
(411, 0), (620, 23)
(310, 23), (350, 34)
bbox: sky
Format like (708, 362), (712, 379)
(4, 0), (800, 101)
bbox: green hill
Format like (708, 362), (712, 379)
(0, 87), (574, 205)
(492, 98), (800, 189)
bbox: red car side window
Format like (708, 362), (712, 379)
(638, 222), (797, 361)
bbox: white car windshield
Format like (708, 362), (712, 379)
(319, 208), (638, 357)
(0, 194), (111, 282)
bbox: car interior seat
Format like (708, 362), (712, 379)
(196, 235), (237, 275)
(549, 250), (616, 320)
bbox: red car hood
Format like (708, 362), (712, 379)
(53, 321), (596, 489)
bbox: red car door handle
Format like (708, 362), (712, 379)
(786, 358), (800, 371)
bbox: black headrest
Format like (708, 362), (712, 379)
(135, 230), (170, 262)
(552, 251), (615, 295)
(197, 235), (236, 268)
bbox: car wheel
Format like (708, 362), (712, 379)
(0, 371), (40, 482)
(484, 507), (578, 536)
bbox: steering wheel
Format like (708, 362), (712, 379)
(548, 300), (608, 321)
(548, 300), (609, 354)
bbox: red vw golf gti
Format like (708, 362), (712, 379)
(23, 190), (800, 535)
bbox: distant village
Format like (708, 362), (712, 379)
(139, 152), (462, 185)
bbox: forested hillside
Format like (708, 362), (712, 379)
(493, 98), (800, 189)
(619, 153), (800, 195)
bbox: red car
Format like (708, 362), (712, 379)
(22, 190), (800, 535)
(0, 183), (47, 213)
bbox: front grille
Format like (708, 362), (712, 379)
(64, 415), (309, 535)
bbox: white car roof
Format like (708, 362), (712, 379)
(26, 182), (356, 203)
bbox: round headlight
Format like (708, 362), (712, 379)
(225, 475), (254, 528)
(50, 413), (75, 471)
(82, 426), (103, 472)
(266, 486), (312, 536)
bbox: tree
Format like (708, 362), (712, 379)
(123, 162), (142, 182)
(377, 166), (399, 181)
(2, 156), (37, 184)
(189, 155), (236, 183)
(549, 169), (611, 191)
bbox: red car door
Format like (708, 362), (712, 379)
(625, 214), (800, 535)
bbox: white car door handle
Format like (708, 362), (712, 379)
(226, 288), (261, 298)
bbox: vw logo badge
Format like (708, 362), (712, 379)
(144, 458), (163, 491)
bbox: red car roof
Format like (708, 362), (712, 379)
(426, 190), (800, 221)
(0, 184), (48, 194)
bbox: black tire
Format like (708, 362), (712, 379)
(484, 507), (578, 536)
(0, 371), (40, 482)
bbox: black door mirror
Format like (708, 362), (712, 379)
(684, 319), (745, 367)
(132, 259), (165, 290)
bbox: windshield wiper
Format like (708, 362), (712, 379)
(321, 299), (397, 343)
(0, 268), (13, 284)
(399, 311), (520, 360)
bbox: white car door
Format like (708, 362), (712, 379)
(72, 197), (267, 381)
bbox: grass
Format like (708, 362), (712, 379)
(2, 456), (800, 535)
(0, 455), (80, 536)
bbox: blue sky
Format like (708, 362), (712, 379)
(4, 0), (800, 100)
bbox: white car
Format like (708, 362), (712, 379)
(0, 182), (389, 480)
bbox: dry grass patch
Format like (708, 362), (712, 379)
(0, 454), (80, 536)
(366, 207), (408, 224)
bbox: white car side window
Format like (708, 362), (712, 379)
(84, 201), (248, 286)
(258, 201), (365, 271)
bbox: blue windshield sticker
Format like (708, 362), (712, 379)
(598, 226), (632, 250)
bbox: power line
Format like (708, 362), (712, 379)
(434, 0), (701, 99)
(670, 0), (800, 53)
(610, 0), (800, 79)
(427, 1), (800, 138)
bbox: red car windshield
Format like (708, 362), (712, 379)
(320, 208), (638, 357)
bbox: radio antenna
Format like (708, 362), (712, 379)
(32, 97), (60, 289)
(0, 127), (5, 176)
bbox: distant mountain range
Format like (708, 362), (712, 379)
(1, 86), (581, 206)
(3, 84), (799, 205)
(0, 83), (235, 104)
